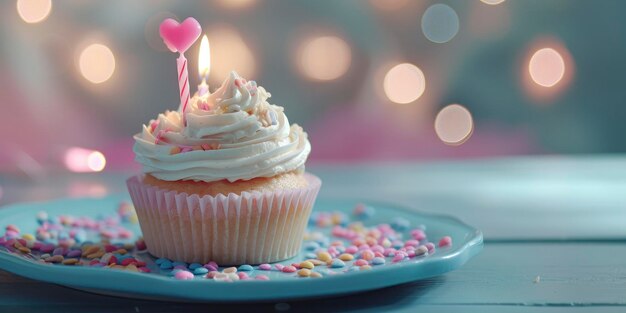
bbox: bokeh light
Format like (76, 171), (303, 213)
(522, 38), (574, 102)
(215, 0), (256, 9)
(16, 0), (52, 24)
(434, 104), (474, 145)
(480, 0), (506, 5)
(529, 48), (565, 87)
(206, 26), (255, 83)
(370, 0), (409, 11)
(79, 44), (116, 84)
(298, 36), (351, 81)
(64, 148), (107, 172)
(383, 63), (426, 104)
(421, 4), (459, 44)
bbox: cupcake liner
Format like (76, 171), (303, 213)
(126, 173), (321, 265)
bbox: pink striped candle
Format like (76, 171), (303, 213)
(177, 54), (190, 115)
(158, 17), (202, 125)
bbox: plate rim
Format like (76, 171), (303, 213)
(0, 194), (483, 301)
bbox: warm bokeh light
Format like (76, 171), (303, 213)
(434, 104), (474, 145)
(198, 35), (211, 79)
(529, 48), (565, 87)
(215, 0), (256, 9)
(79, 43), (116, 84)
(421, 4), (459, 44)
(480, 0), (506, 5)
(64, 148), (106, 172)
(16, 0), (52, 24)
(298, 36), (351, 81)
(522, 38), (574, 102)
(370, 0), (409, 11)
(206, 26), (255, 83)
(383, 63), (426, 104)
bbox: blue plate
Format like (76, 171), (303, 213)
(0, 194), (482, 302)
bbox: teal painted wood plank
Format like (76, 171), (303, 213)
(1, 242), (625, 311)
(311, 156), (626, 240)
(1, 156), (625, 240)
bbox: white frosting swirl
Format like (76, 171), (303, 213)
(133, 71), (311, 182)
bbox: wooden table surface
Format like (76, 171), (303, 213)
(1, 156), (625, 312)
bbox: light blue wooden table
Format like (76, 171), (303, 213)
(1, 156), (625, 312)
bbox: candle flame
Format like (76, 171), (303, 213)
(198, 35), (210, 80)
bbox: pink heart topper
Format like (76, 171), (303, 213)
(159, 17), (202, 54)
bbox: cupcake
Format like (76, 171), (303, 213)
(127, 71), (320, 265)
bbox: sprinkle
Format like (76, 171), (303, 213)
(354, 259), (368, 266)
(317, 251), (332, 262)
(174, 271), (194, 280)
(227, 272), (240, 281)
(45, 255), (64, 263)
(361, 250), (375, 261)
(345, 246), (358, 254)
(258, 264), (272, 271)
(223, 267), (237, 274)
(392, 255), (405, 263)
(237, 272), (249, 280)
(238, 264), (254, 272)
(310, 272), (323, 278)
(404, 240), (420, 248)
(533, 275), (541, 284)
(299, 261), (315, 269)
(189, 263), (203, 270)
(306, 259), (324, 266)
(282, 266), (297, 273)
(297, 269), (311, 277)
(135, 239), (147, 251)
(205, 271), (219, 279)
(390, 217), (410, 231)
(438, 236), (452, 247)
(415, 245), (429, 257)
(268, 111), (278, 126)
(62, 258), (79, 265)
(6, 225), (20, 233)
(352, 204), (375, 219)
(52, 247), (65, 256)
(338, 253), (354, 261)
(40, 244), (55, 253)
(159, 260), (173, 270)
(411, 229), (426, 241)
(371, 257), (386, 265)
(304, 241), (320, 251)
(275, 264), (285, 271)
(425, 242), (436, 253)
(18, 246), (31, 254)
(330, 259), (345, 268)
(213, 273), (230, 282)
(256, 274), (270, 281)
(66, 249), (82, 258)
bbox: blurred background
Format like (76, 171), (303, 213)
(1, 0), (625, 179)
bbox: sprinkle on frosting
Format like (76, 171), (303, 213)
(133, 71), (311, 183)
